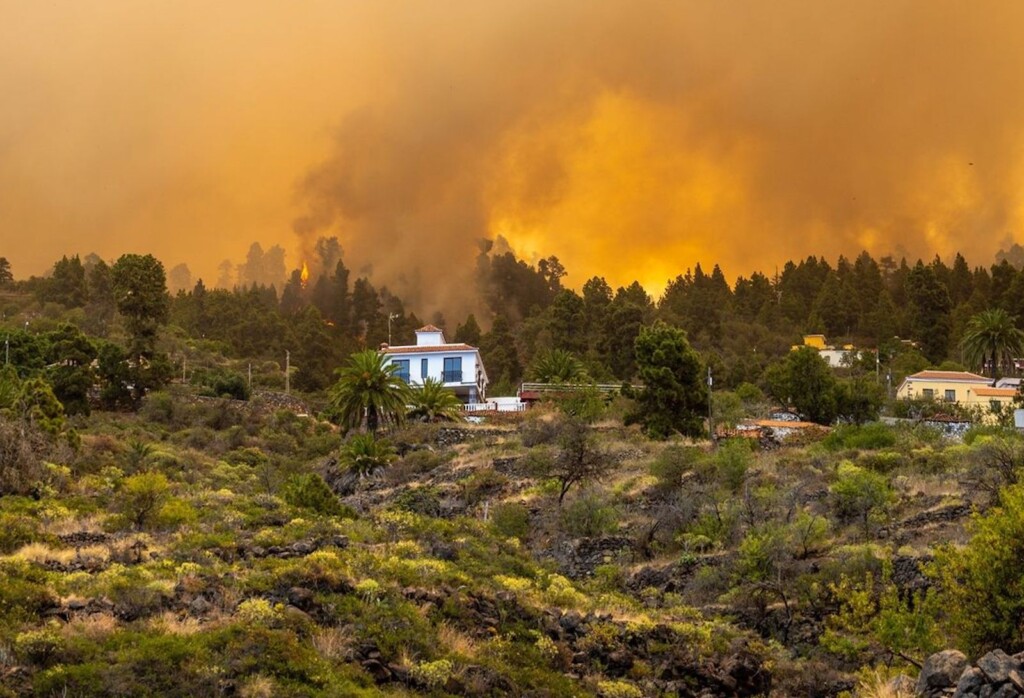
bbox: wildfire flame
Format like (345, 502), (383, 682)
(300, 261), (309, 289)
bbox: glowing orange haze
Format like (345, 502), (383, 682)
(3, 1), (1024, 314)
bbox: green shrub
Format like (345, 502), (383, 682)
(409, 659), (453, 689)
(649, 445), (701, 490)
(715, 440), (752, 492)
(560, 493), (619, 537)
(857, 450), (907, 474)
(0, 511), (39, 553)
(930, 483), (1024, 653)
(460, 467), (508, 504)
(339, 433), (396, 477)
(823, 423), (897, 451)
(118, 471), (171, 529)
(153, 497), (199, 529)
(830, 462), (892, 532)
(491, 502), (531, 540)
(393, 486), (443, 517)
(281, 473), (351, 517)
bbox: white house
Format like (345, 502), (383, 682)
(380, 325), (488, 404)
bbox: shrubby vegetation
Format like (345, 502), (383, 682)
(5, 244), (1024, 695)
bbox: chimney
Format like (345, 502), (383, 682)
(379, 342), (389, 350)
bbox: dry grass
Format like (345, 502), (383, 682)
(237, 675), (276, 698)
(152, 612), (204, 636)
(436, 622), (480, 659)
(42, 514), (106, 537)
(9, 543), (74, 564)
(311, 627), (352, 662)
(853, 668), (915, 698)
(63, 612), (118, 641)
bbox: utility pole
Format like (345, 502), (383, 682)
(4, 334), (8, 365)
(285, 350), (290, 394)
(707, 366), (715, 445)
(248, 362), (252, 390)
(388, 313), (398, 345)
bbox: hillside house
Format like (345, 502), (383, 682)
(380, 325), (488, 404)
(895, 370), (992, 404)
(895, 370), (1019, 421)
(791, 334), (860, 367)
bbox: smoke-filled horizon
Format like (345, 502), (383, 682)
(4, 1), (1024, 313)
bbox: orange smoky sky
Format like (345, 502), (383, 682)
(4, 1), (1024, 311)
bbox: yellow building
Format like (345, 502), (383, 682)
(896, 370), (992, 405)
(967, 387), (1018, 412)
(801, 334), (828, 350)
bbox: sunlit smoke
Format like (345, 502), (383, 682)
(3, 2), (1024, 310)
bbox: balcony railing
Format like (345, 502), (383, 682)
(442, 370), (463, 383)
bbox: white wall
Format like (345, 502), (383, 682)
(384, 350), (480, 387)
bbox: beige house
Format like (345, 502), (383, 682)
(895, 371), (1020, 422)
(895, 370), (991, 404)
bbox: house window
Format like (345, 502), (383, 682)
(991, 400), (1003, 412)
(922, 388), (934, 399)
(443, 357), (462, 383)
(392, 359), (410, 383)
(421, 358), (428, 380)
(944, 389), (955, 402)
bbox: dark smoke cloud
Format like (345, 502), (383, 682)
(3, 1), (1024, 311)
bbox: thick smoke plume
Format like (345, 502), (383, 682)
(4, 2), (1024, 311)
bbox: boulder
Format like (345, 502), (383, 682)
(978, 650), (1021, 685)
(918, 650), (969, 695)
(955, 667), (986, 698)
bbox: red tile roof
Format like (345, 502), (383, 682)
(416, 325), (444, 333)
(381, 344), (476, 354)
(906, 371), (990, 383)
(974, 387), (1017, 397)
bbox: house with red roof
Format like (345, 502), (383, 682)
(895, 370), (1018, 420)
(895, 370), (991, 404)
(379, 325), (488, 405)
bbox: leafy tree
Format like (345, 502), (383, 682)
(41, 255), (88, 308)
(550, 419), (612, 505)
(118, 472), (170, 529)
(930, 482), (1024, 654)
(833, 377), (885, 425)
(0, 257), (12, 286)
(479, 314), (522, 394)
(0, 365), (20, 410)
(84, 259), (116, 336)
(290, 306), (341, 392)
(407, 378), (464, 422)
(961, 308), (1024, 377)
(44, 324), (97, 415)
(830, 462), (892, 533)
(111, 254), (171, 403)
(95, 341), (133, 409)
(529, 349), (588, 383)
(453, 314), (482, 346)
(629, 322), (708, 438)
(328, 349), (409, 433)
(764, 347), (838, 425)
(15, 377), (66, 436)
(906, 261), (952, 363)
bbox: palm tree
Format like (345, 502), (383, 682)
(328, 350), (410, 433)
(407, 378), (465, 422)
(339, 433), (397, 478)
(528, 349), (588, 383)
(961, 308), (1024, 377)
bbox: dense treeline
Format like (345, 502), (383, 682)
(2, 242), (1023, 402)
